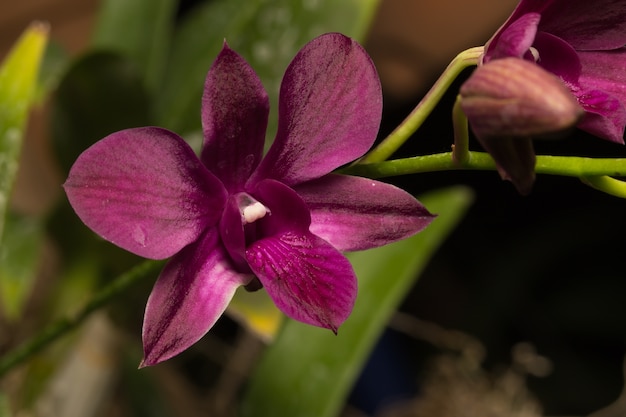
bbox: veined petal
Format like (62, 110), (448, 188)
(64, 127), (227, 259)
(486, 13), (540, 61)
(246, 231), (357, 332)
(248, 33), (382, 187)
(489, 0), (626, 51)
(576, 88), (626, 144)
(294, 174), (435, 251)
(535, 0), (626, 50)
(576, 49), (626, 143)
(201, 42), (269, 192)
(578, 49), (626, 102)
(141, 230), (252, 366)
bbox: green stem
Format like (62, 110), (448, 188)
(342, 151), (626, 180)
(451, 95), (469, 165)
(581, 176), (626, 198)
(358, 46), (483, 164)
(0, 259), (163, 377)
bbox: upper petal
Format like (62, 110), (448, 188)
(535, 0), (626, 50)
(485, 13), (540, 62)
(487, 0), (626, 52)
(294, 174), (435, 251)
(246, 230), (357, 332)
(248, 33), (382, 187)
(141, 230), (252, 366)
(64, 127), (227, 259)
(201, 42), (269, 192)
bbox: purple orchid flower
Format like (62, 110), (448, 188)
(483, 0), (626, 143)
(64, 33), (434, 366)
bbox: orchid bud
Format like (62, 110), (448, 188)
(459, 58), (583, 194)
(460, 57), (583, 139)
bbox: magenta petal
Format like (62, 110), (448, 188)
(486, 13), (540, 61)
(533, 32), (582, 85)
(251, 179), (311, 236)
(578, 49), (626, 102)
(219, 195), (248, 270)
(294, 174), (435, 251)
(201, 42), (269, 192)
(64, 127), (227, 259)
(246, 231), (357, 332)
(492, 0), (626, 51)
(141, 230), (252, 366)
(248, 33), (382, 187)
(576, 88), (626, 144)
(535, 0), (626, 50)
(478, 136), (536, 195)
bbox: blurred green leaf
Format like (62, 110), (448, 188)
(35, 41), (70, 102)
(156, 0), (380, 136)
(241, 186), (474, 417)
(0, 22), (48, 240)
(0, 212), (43, 320)
(51, 51), (152, 174)
(91, 0), (178, 93)
(0, 392), (9, 417)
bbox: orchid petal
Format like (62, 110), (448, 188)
(534, 31), (582, 85)
(294, 175), (435, 251)
(575, 49), (626, 143)
(141, 230), (252, 366)
(578, 49), (626, 102)
(201, 42), (269, 192)
(248, 33), (382, 187)
(246, 231), (357, 332)
(477, 136), (536, 195)
(535, 0), (626, 50)
(219, 195), (248, 271)
(576, 88), (626, 144)
(486, 13), (540, 61)
(490, 0), (626, 51)
(64, 127), (227, 259)
(251, 179), (312, 237)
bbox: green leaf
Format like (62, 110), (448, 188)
(0, 22), (48, 241)
(51, 51), (152, 174)
(91, 0), (178, 93)
(240, 186), (474, 417)
(155, 0), (381, 136)
(0, 212), (43, 320)
(0, 392), (10, 417)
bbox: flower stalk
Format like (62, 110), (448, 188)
(358, 46), (483, 163)
(346, 151), (626, 181)
(0, 260), (164, 377)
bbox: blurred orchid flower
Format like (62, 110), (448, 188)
(460, 58), (583, 194)
(64, 33), (434, 366)
(462, 0), (626, 192)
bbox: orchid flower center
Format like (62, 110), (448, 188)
(529, 46), (540, 63)
(242, 200), (269, 224)
(235, 192), (271, 239)
(234, 193), (271, 291)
